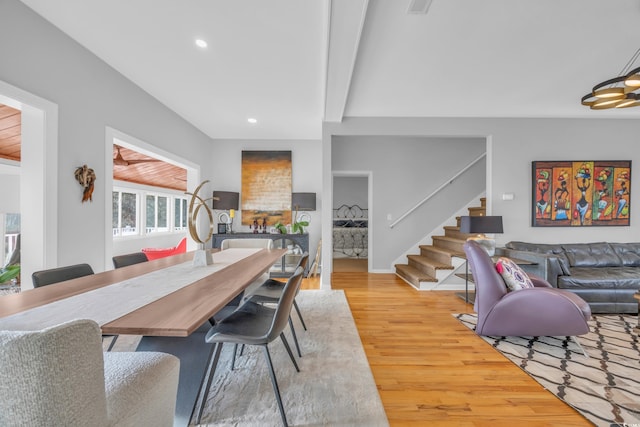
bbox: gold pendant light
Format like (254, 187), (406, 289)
(582, 48), (640, 110)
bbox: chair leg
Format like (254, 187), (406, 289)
(262, 345), (289, 427)
(279, 332), (300, 372)
(231, 343), (238, 370)
(288, 316), (302, 358)
(293, 299), (307, 331)
(195, 342), (224, 425)
(104, 335), (118, 352)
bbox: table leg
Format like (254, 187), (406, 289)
(136, 323), (214, 427)
(455, 260), (474, 304)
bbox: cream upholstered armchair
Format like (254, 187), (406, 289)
(0, 319), (180, 427)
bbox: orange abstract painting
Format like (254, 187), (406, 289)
(241, 151), (292, 226)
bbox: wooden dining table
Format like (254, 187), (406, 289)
(0, 247), (286, 427)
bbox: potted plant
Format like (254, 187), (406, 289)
(291, 217), (309, 234)
(273, 222), (288, 234)
(0, 264), (20, 289)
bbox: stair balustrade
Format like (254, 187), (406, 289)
(389, 153), (485, 229)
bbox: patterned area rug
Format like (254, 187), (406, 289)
(456, 313), (640, 427)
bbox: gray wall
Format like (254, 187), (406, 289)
(210, 139), (323, 263)
(0, 0), (214, 272)
(331, 136), (486, 271)
(333, 176), (368, 209)
(322, 117), (640, 284)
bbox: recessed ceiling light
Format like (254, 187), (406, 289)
(195, 39), (207, 48)
(247, 118), (257, 124)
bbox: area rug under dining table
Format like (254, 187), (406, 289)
(455, 313), (640, 427)
(113, 290), (388, 426)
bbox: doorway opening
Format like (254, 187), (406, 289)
(0, 80), (58, 290)
(332, 173), (371, 272)
(104, 127), (200, 268)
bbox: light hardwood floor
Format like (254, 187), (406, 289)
(302, 273), (589, 426)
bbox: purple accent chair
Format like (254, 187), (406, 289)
(464, 240), (591, 337)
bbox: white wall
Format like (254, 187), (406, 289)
(0, 0), (214, 274)
(322, 117), (640, 286)
(210, 139), (322, 263)
(0, 173), (19, 213)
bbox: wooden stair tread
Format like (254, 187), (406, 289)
(420, 246), (466, 258)
(395, 197), (484, 287)
(432, 235), (466, 243)
(406, 255), (453, 270)
(419, 244), (463, 256)
(395, 264), (437, 282)
(468, 207), (486, 215)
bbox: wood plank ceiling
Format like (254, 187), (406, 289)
(113, 145), (186, 192)
(0, 104), (21, 161)
(0, 103), (186, 192)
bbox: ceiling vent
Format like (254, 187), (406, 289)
(407, 0), (433, 14)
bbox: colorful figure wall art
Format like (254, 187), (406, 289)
(532, 161), (630, 227)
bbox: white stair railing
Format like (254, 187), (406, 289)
(389, 153), (486, 229)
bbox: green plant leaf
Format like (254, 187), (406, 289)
(0, 265), (20, 283)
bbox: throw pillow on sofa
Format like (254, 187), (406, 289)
(495, 257), (534, 291)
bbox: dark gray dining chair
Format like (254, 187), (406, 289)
(31, 263), (118, 351)
(210, 237), (274, 332)
(112, 252), (148, 269)
(247, 252), (310, 357)
(32, 263), (94, 288)
(195, 267), (305, 427)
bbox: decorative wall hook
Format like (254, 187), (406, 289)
(74, 165), (96, 203)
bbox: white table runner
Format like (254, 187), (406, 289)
(0, 248), (260, 331)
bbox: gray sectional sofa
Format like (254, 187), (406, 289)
(498, 241), (640, 313)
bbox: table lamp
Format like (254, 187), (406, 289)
(212, 191), (239, 233)
(459, 215), (503, 256)
(292, 192), (316, 229)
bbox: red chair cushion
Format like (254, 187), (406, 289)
(142, 237), (187, 260)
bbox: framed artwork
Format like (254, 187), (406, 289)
(241, 151), (292, 226)
(532, 160), (631, 227)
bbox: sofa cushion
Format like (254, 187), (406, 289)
(610, 243), (640, 267)
(561, 243), (622, 267)
(557, 266), (640, 290)
(505, 241), (572, 275)
(495, 257), (534, 291)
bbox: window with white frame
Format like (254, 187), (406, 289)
(146, 194), (169, 233)
(174, 198), (188, 231)
(1, 213), (20, 264)
(113, 185), (188, 238)
(112, 190), (138, 237)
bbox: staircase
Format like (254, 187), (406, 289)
(395, 197), (486, 289)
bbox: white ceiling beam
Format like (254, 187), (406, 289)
(323, 0), (369, 123)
